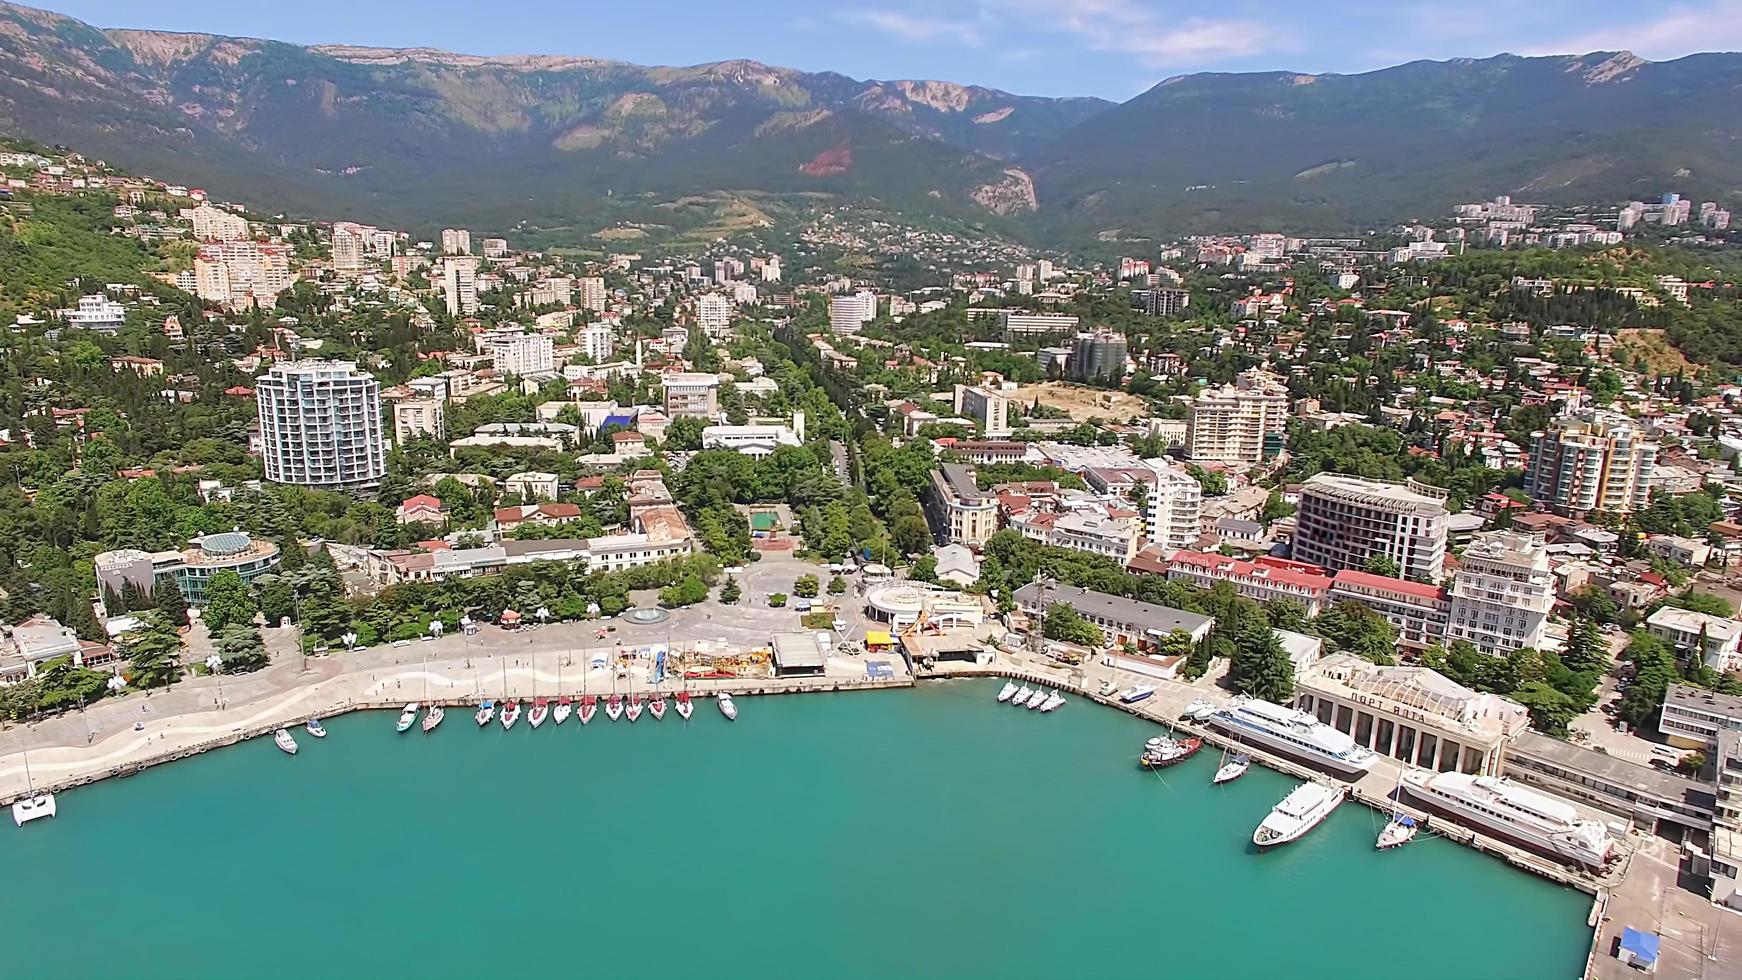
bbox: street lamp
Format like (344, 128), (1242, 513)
(205, 654), (225, 710)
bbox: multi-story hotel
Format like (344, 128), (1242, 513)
(828, 291), (878, 334)
(1444, 531), (1555, 655)
(96, 532), (282, 607)
(255, 360), (387, 490)
(1327, 569), (1450, 650)
(442, 256), (479, 316)
(480, 330), (554, 377)
(577, 276), (608, 312)
(1167, 552), (1333, 614)
(1292, 474), (1449, 582)
(953, 384), (1011, 437)
(696, 293), (734, 339)
(925, 463), (998, 549)
(1525, 411), (1658, 517)
(1143, 462), (1203, 552)
(1185, 369), (1289, 465)
(193, 241), (294, 307)
(440, 228), (472, 255)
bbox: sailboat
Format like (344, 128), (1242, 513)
(1377, 770), (1419, 850)
(500, 699), (521, 729)
(554, 696), (573, 726)
(529, 697), (550, 729)
(422, 703), (445, 733)
(605, 693), (624, 722)
(274, 728), (299, 755)
(395, 703), (419, 733)
(718, 692), (738, 721)
(11, 744), (56, 827)
(475, 699), (495, 727)
(1213, 752), (1251, 785)
(579, 695), (598, 725)
(626, 693), (644, 723)
(305, 718), (327, 738)
(649, 694), (667, 721)
(674, 690), (693, 720)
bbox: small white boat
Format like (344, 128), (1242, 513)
(605, 695), (624, 722)
(1120, 685), (1156, 705)
(528, 698), (550, 729)
(579, 695), (598, 725)
(997, 681), (1019, 702)
(718, 692), (738, 721)
(500, 700), (521, 730)
(1254, 782), (1344, 848)
(305, 718), (327, 738)
(650, 696), (667, 721)
(674, 691), (693, 720)
(1182, 698), (1215, 721)
(395, 703), (419, 733)
(1039, 691), (1065, 712)
(626, 694), (644, 723)
(274, 728), (298, 755)
(1213, 753), (1251, 785)
(422, 704), (445, 733)
(553, 697), (573, 726)
(1377, 814), (1419, 850)
(475, 699), (495, 727)
(1011, 685), (1033, 706)
(1024, 687), (1049, 709)
(11, 793), (56, 827)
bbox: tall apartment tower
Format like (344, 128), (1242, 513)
(255, 361), (387, 490)
(696, 293), (734, 339)
(1144, 461), (1205, 552)
(1445, 531), (1555, 655)
(440, 228), (472, 255)
(1526, 411), (1659, 518)
(577, 276), (608, 312)
(443, 256), (479, 317)
(1292, 473), (1449, 582)
(1186, 369), (1290, 465)
(330, 225), (365, 272)
(828, 291), (877, 334)
(1068, 331), (1128, 383)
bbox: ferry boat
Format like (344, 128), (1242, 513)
(1253, 782), (1343, 848)
(1377, 814), (1419, 850)
(422, 704), (445, 733)
(1213, 753), (1251, 785)
(579, 695), (598, 725)
(718, 692), (738, 721)
(1209, 697), (1378, 776)
(626, 694), (644, 723)
(997, 682), (1019, 703)
(553, 697), (573, 726)
(475, 700), (495, 727)
(1139, 735), (1203, 769)
(274, 728), (299, 755)
(500, 699), (522, 730)
(1039, 691), (1065, 713)
(674, 691), (693, 720)
(1011, 685), (1033, 706)
(605, 694), (624, 722)
(649, 696), (667, 721)
(11, 793), (55, 827)
(1403, 771), (1614, 868)
(1118, 685), (1156, 705)
(395, 703), (419, 734)
(305, 718), (327, 738)
(528, 698), (550, 729)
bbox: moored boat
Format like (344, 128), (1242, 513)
(1253, 782), (1344, 848)
(274, 728), (299, 755)
(605, 694), (624, 722)
(422, 704), (445, 733)
(626, 694), (643, 722)
(11, 793), (55, 827)
(1011, 684), (1033, 706)
(1039, 691), (1065, 712)
(1024, 687), (1048, 709)
(674, 691), (693, 720)
(649, 695), (667, 721)
(553, 697), (573, 726)
(500, 699), (522, 730)
(579, 695), (598, 725)
(1182, 698), (1216, 722)
(1377, 815), (1419, 850)
(718, 692), (738, 721)
(528, 697), (550, 729)
(1213, 753), (1251, 785)
(1209, 696), (1378, 776)
(475, 699), (495, 727)
(1139, 734), (1203, 769)
(997, 681), (1019, 702)
(1402, 771), (1613, 867)
(305, 718), (327, 738)
(395, 702), (419, 733)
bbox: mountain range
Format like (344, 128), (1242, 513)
(1, 1), (1739, 246)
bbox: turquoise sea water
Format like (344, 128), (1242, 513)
(2, 679), (1591, 979)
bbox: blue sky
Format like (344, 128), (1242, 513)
(43, 0), (1742, 100)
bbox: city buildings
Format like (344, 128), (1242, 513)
(193, 241), (294, 308)
(1292, 474), (1449, 582)
(701, 413), (805, 458)
(183, 203), (249, 240)
(480, 330), (554, 377)
(1659, 684), (1742, 751)
(925, 463), (998, 548)
(95, 532), (282, 607)
(1646, 607), (1742, 673)
(828, 291), (877, 334)
(1144, 462), (1204, 552)
(255, 360), (387, 490)
(661, 373), (720, 418)
(696, 293), (733, 340)
(1443, 531), (1555, 655)
(1167, 553), (1333, 614)
(1525, 411), (1659, 517)
(1067, 331), (1127, 383)
(1186, 369), (1290, 465)
(577, 276), (607, 312)
(392, 397), (445, 444)
(953, 384), (1012, 437)
(1134, 287), (1190, 316)
(442, 256), (479, 317)
(1012, 583), (1214, 650)
(60, 294), (127, 332)
(577, 322), (614, 363)
(1327, 570), (1450, 650)
(1042, 513), (1142, 564)
(330, 223), (365, 271)
(440, 228), (471, 255)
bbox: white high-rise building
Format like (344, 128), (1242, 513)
(255, 361), (387, 490)
(481, 330), (554, 377)
(761, 256), (782, 282)
(1144, 461), (1204, 552)
(1444, 531), (1555, 656)
(393, 397), (445, 445)
(578, 323), (614, 363)
(1292, 474), (1449, 582)
(828, 291), (877, 334)
(441, 228), (472, 255)
(443, 256), (479, 317)
(184, 203), (249, 241)
(193, 242), (294, 307)
(1525, 411), (1658, 518)
(481, 237), (508, 259)
(696, 293), (734, 340)
(577, 276), (607, 312)
(1248, 233), (1287, 260)
(1186, 369), (1289, 465)
(331, 224), (365, 272)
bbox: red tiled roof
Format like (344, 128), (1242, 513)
(1330, 570), (1446, 602)
(1170, 551), (1332, 590)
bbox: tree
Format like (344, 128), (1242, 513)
(1043, 603), (1104, 647)
(891, 513), (933, 556)
(1264, 597), (1311, 633)
(768, 592), (788, 608)
(1568, 586), (1621, 625)
(1669, 590), (1734, 617)
(793, 574), (820, 598)
(659, 574), (709, 608)
(122, 612), (183, 689)
(213, 624), (269, 673)
(1512, 681), (1578, 737)
(908, 555), (938, 583)
(65, 590), (107, 643)
(1229, 628), (1295, 703)
(663, 415), (706, 451)
(827, 575), (847, 595)
(1315, 601), (1398, 664)
(1563, 618), (1608, 674)
(155, 580), (190, 628)
(1361, 553), (1401, 579)
(201, 570), (256, 633)
(34, 655), (111, 712)
(719, 578), (742, 604)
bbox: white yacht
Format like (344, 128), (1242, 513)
(475, 700), (495, 727)
(274, 729), (299, 756)
(12, 793), (56, 827)
(1039, 691), (1065, 713)
(997, 682), (1019, 703)
(421, 704), (445, 733)
(718, 692), (738, 721)
(1213, 753), (1251, 785)
(1253, 782), (1343, 848)
(1011, 685), (1033, 706)
(395, 703), (419, 734)
(1209, 697), (1378, 776)
(1024, 688), (1049, 710)
(1403, 771), (1614, 868)
(1119, 685), (1156, 705)
(554, 697), (573, 726)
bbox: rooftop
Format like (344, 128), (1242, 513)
(1329, 569), (1447, 603)
(1508, 730), (1716, 813)
(1664, 683), (1742, 719)
(1012, 583), (1212, 638)
(1301, 473), (1448, 515)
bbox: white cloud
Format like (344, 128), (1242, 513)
(1007, 0), (1285, 66)
(843, 10), (986, 47)
(1521, 0), (1742, 58)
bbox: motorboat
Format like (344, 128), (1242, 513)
(1403, 771), (1614, 867)
(674, 691), (693, 720)
(305, 718), (327, 738)
(605, 694), (624, 722)
(553, 697), (573, 726)
(11, 793), (55, 827)
(1119, 685), (1156, 705)
(718, 692), (738, 721)
(475, 700), (495, 727)
(1377, 814), (1419, 850)
(500, 699), (522, 730)
(626, 694), (644, 722)
(1213, 753), (1251, 785)
(395, 703), (419, 733)
(649, 695), (667, 721)
(1039, 691), (1065, 712)
(1024, 687), (1048, 709)
(1253, 782), (1344, 848)
(1010, 685), (1033, 706)
(274, 728), (299, 755)
(1139, 734), (1203, 769)
(1209, 697), (1378, 776)
(1181, 698), (1216, 722)
(997, 682), (1020, 702)
(528, 698), (550, 729)
(579, 695), (598, 725)
(422, 704), (445, 733)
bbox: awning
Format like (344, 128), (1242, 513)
(1619, 928), (1660, 968)
(865, 630), (893, 646)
